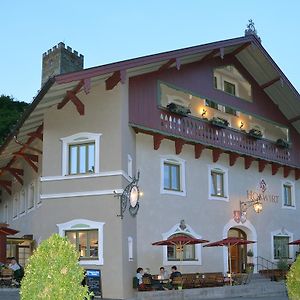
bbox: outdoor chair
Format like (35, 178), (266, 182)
(0, 268), (13, 286)
(171, 276), (184, 289)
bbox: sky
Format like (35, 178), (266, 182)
(1, 1), (300, 103)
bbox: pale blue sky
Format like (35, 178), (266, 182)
(1, 1), (299, 103)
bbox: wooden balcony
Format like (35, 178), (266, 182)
(131, 108), (300, 170)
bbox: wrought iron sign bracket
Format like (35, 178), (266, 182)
(114, 172), (141, 219)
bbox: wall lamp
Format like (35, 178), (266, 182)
(114, 171), (143, 219)
(201, 109), (207, 117)
(239, 121), (244, 129)
(241, 199), (263, 214)
(234, 199), (262, 223)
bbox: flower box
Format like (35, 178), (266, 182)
(276, 138), (290, 149)
(210, 117), (229, 128)
(248, 128), (263, 139)
(167, 102), (191, 116)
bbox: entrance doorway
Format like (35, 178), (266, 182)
(228, 228), (247, 273)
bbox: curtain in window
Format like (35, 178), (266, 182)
(274, 236), (289, 259)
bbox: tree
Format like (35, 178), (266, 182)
(0, 94), (28, 145)
(20, 234), (91, 300)
(287, 255), (300, 299)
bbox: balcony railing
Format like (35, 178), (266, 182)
(159, 111), (292, 164)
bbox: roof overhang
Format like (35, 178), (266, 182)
(0, 34), (299, 170)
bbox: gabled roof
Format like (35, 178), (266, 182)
(0, 34), (299, 170)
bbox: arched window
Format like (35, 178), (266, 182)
(167, 234), (195, 261)
(161, 221), (203, 266)
(57, 219), (105, 265)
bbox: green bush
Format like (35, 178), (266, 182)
(20, 234), (91, 300)
(287, 256), (300, 300)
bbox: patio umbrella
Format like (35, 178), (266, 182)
(288, 239), (300, 245)
(152, 235), (209, 267)
(204, 237), (256, 285)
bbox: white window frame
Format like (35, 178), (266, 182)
(128, 154), (133, 178)
(128, 236), (133, 262)
(19, 189), (26, 216)
(61, 132), (102, 176)
(281, 180), (296, 209)
(271, 229), (293, 261)
(57, 219), (105, 265)
(13, 195), (19, 219)
(161, 222), (203, 266)
(27, 181), (35, 211)
(4, 201), (8, 223)
(208, 164), (229, 201)
(160, 156), (186, 196)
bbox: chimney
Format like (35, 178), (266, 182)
(41, 43), (84, 86)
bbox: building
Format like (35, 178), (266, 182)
(0, 28), (300, 299)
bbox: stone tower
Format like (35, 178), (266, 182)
(41, 42), (84, 86)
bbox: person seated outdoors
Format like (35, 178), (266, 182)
(143, 268), (167, 291)
(158, 266), (168, 280)
(8, 257), (24, 285)
(169, 265), (182, 289)
(133, 267), (144, 289)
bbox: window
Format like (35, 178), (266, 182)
(61, 133), (101, 176)
(128, 236), (133, 262)
(28, 183), (35, 210)
(13, 196), (19, 218)
(167, 234), (195, 261)
(225, 106), (237, 116)
(282, 181), (295, 208)
(162, 222), (203, 266)
(224, 80), (236, 96)
(128, 154), (133, 178)
(69, 142), (95, 175)
(284, 184), (292, 206)
(273, 236), (289, 259)
(164, 162), (180, 191)
(19, 190), (26, 214)
(214, 65), (252, 102)
(4, 202), (8, 224)
(205, 99), (218, 110)
(57, 219), (105, 265)
(208, 165), (228, 201)
(161, 157), (186, 196)
(211, 170), (224, 197)
(65, 229), (98, 260)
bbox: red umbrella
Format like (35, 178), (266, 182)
(204, 237), (256, 285)
(288, 239), (300, 245)
(152, 235), (209, 246)
(152, 235), (209, 265)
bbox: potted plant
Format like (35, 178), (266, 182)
(276, 138), (290, 149)
(210, 116), (229, 128)
(248, 128), (263, 139)
(246, 263), (255, 273)
(277, 257), (289, 280)
(167, 102), (191, 116)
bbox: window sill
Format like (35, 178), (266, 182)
(79, 258), (103, 266)
(282, 205), (296, 210)
(209, 195), (228, 202)
(161, 189), (186, 197)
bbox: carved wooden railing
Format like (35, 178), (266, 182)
(157, 111), (292, 165)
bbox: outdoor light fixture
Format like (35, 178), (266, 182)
(201, 109), (207, 117)
(114, 171), (142, 219)
(239, 121), (244, 129)
(240, 199), (263, 214)
(234, 199), (262, 223)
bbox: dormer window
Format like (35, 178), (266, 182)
(214, 65), (252, 102)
